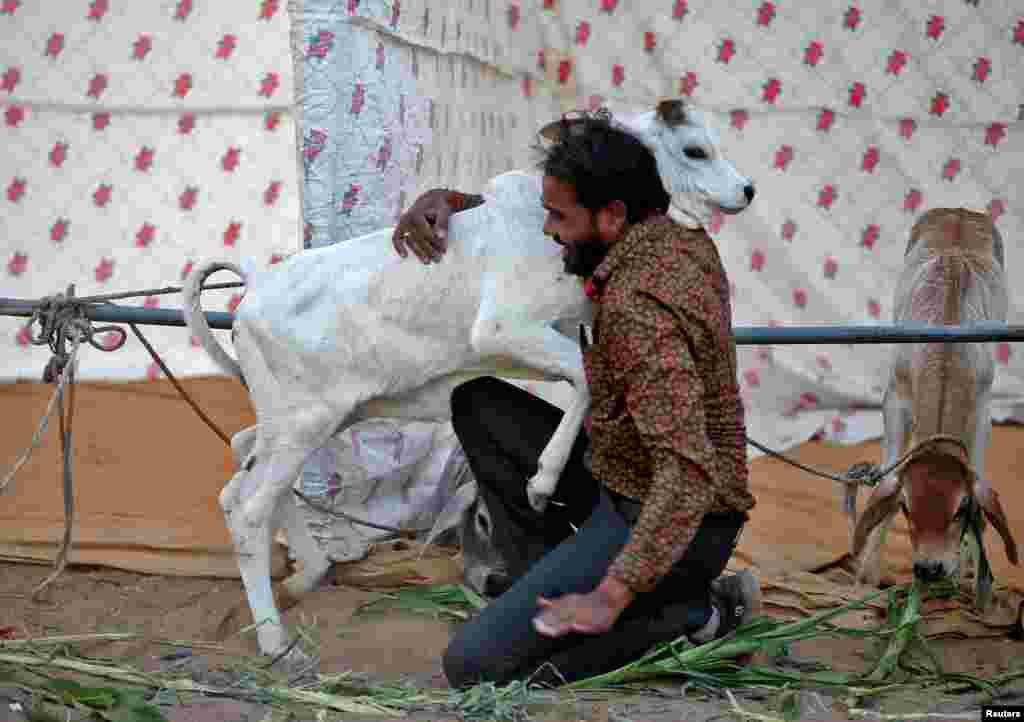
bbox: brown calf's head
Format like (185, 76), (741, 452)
(853, 448), (1018, 584)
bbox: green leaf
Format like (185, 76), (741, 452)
(780, 689), (801, 721)
(44, 679), (118, 709)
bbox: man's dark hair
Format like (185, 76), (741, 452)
(535, 109), (671, 225)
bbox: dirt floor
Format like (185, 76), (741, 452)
(3, 378), (1024, 721)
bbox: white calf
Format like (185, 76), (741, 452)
(182, 99), (754, 661)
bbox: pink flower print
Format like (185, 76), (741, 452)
(179, 186), (198, 210)
(216, 34), (237, 59)
(611, 64), (625, 86)
(340, 184), (359, 215)
(717, 38), (736, 63)
(793, 288), (808, 308)
(903, 188), (923, 212)
(861, 145), (879, 172)
(227, 293), (243, 312)
(133, 34), (152, 60)
(259, 72), (279, 97)
(7, 252), (27, 275)
(941, 157), (960, 181)
(146, 362), (161, 381)
(93, 183), (112, 207)
(45, 33), (65, 59)
(180, 260), (194, 280)
(263, 180), (281, 206)
(848, 81), (866, 107)
(886, 49), (908, 75)
(260, 0), (279, 19)
(750, 249), (765, 272)
(773, 145), (794, 170)
(270, 253), (284, 265)
(223, 221), (242, 246)
(899, 117), (916, 140)
(557, 59), (572, 84)
(6, 177), (25, 202)
(831, 415), (847, 434)
(985, 122), (1006, 147)
(135, 222), (156, 247)
(781, 219), (796, 242)
(143, 295), (160, 309)
(94, 257), (114, 282)
(644, 31), (656, 52)
(93, 112), (110, 130)
(49, 141), (68, 167)
(134, 146), (155, 172)
(996, 342), (1011, 365)
(988, 199), (1005, 221)
(101, 332), (124, 351)
(672, 0), (688, 20)
(817, 108), (835, 131)
(178, 112), (195, 134)
(679, 71), (698, 96)
(86, 73), (108, 99)
(929, 92), (949, 116)
(804, 40), (824, 66)
(755, 1), (775, 27)
(743, 368), (760, 387)
(16, 324), (33, 347)
(350, 82), (365, 114)
(173, 73), (192, 98)
(823, 256), (838, 279)
(1, 0), (20, 15)
(265, 111), (281, 130)
(50, 218), (69, 242)
(174, 0), (193, 20)
(843, 5), (861, 30)
(507, 3), (519, 29)
(972, 56), (991, 83)
(730, 109), (748, 130)
(5, 104), (24, 127)
(925, 14), (944, 40)
(87, 0), (108, 21)
(817, 184), (837, 209)
(1, 66), (20, 93)
(867, 298), (881, 318)
(817, 353), (832, 371)
(221, 146), (241, 172)
(762, 78), (782, 103)
(861, 224), (879, 250)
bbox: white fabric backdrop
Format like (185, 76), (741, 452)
(4, 0), (1023, 452)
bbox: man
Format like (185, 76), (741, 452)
(392, 110), (760, 687)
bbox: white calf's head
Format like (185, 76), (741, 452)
(538, 99), (754, 229)
(629, 99), (754, 225)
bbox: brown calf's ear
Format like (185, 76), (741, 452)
(974, 478), (1019, 565)
(852, 475), (904, 559)
(656, 98), (688, 127)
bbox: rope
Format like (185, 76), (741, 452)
(747, 433), (970, 490)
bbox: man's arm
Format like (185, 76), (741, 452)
(602, 292), (720, 594)
(392, 189), (484, 263)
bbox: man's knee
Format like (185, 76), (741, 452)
(451, 376), (507, 428)
(442, 635), (491, 689)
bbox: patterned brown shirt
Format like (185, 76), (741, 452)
(583, 215), (756, 594)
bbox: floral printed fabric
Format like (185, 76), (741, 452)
(585, 215), (756, 593)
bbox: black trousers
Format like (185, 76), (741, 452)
(443, 377), (746, 688)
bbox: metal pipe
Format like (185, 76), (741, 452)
(2, 297), (1024, 344)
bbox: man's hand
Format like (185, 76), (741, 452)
(392, 189), (454, 264)
(533, 577), (635, 637)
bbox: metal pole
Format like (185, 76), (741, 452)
(2, 297), (1024, 344)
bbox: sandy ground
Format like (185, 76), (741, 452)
(3, 378), (1024, 720)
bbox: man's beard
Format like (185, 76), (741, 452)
(559, 234), (609, 278)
